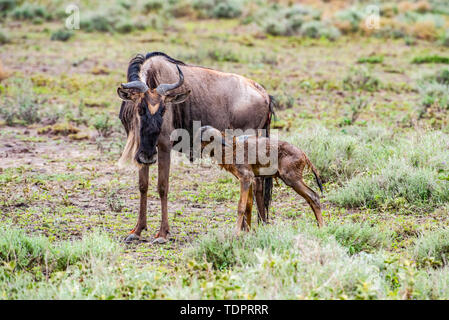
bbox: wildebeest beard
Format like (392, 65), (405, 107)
(135, 98), (165, 165)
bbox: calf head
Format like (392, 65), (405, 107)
(117, 65), (190, 165)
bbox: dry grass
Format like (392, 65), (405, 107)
(410, 20), (438, 40)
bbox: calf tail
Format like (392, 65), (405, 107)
(305, 154), (324, 195)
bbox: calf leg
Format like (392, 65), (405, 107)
(291, 180), (324, 227)
(243, 184), (253, 231)
(236, 178), (251, 235)
(125, 165), (149, 242)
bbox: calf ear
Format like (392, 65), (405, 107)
(165, 90), (191, 105)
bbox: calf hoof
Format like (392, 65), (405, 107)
(124, 233), (141, 243)
(152, 237), (168, 244)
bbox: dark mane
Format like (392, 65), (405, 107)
(127, 52), (186, 83)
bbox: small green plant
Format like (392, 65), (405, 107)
(412, 55), (449, 64)
(50, 29), (74, 42)
(208, 48), (241, 62)
(343, 67), (381, 91)
(357, 55), (384, 64)
(339, 96), (369, 126)
(92, 113), (114, 137)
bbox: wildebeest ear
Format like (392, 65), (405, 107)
(117, 87), (142, 101)
(164, 90), (191, 104)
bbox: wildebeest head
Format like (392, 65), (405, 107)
(117, 65), (191, 165)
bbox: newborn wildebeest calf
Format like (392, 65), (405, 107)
(198, 126), (324, 233)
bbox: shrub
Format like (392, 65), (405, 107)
(186, 223), (298, 270)
(212, 0), (242, 18)
(300, 21), (341, 40)
(418, 81), (449, 111)
(0, 29), (9, 44)
(0, 226), (118, 273)
(261, 4), (320, 36)
(324, 222), (393, 254)
(80, 6), (143, 33)
(115, 17), (135, 33)
(11, 3), (50, 21)
(335, 7), (364, 33)
(143, 0), (164, 12)
(286, 125), (393, 183)
(50, 29), (74, 42)
(435, 69), (449, 85)
(0, 0), (16, 16)
(328, 159), (449, 209)
(92, 113), (115, 137)
(412, 229), (449, 267)
(182, 222), (390, 299)
(343, 67), (381, 91)
(207, 48), (241, 62)
(193, 0), (242, 19)
(410, 20), (438, 40)
(412, 55), (449, 64)
(440, 29), (449, 47)
(0, 78), (41, 125)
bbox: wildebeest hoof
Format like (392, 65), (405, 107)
(152, 237), (168, 244)
(124, 233), (141, 243)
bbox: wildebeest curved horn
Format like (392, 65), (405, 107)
(156, 65), (184, 96)
(121, 81), (149, 92)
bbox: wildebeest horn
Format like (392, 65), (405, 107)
(156, 65), (184, 96)
(121, 81), (149, 92)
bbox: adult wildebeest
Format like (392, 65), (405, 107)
(117, 52), (275, 243)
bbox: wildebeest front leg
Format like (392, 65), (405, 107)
(124, 165), (149, 242)
(154, 147), (171, 243)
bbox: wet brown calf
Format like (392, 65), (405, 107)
(199, 126), (324, 233)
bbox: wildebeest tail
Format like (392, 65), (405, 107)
(262, 95), (277, 219)
(268, 94), (278, 123)
(304, 154), (324, 195)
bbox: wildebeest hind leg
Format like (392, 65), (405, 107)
(254, 178), (267, 224)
